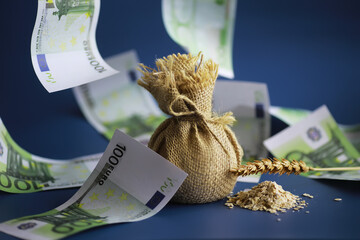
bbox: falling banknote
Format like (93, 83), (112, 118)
(31, 0), (118, 92)
(264, 105), (360, 180)
(162, 0), (237, 78)
(0, 130), (187, 240)
(73, 50), (166, 143)
(213, 80), (270, 183)
(0, 118), (101, 193)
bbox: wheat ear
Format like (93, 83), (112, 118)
(231, 158), (360, 177)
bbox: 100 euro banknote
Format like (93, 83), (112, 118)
(264, 105), (360, 180)
(0, 130), (187, 240)
(31, 0), (118, 92)
(0, 118), (101, 193)
(162, 0), (237, 78)
(270, 106), (360, 152)
(213, 81), (270, 161)
(213, 80), (270, 183)
(73, 50), (166, 143)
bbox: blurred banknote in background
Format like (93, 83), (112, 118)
(269, 106), (311, 126)
(339, 123), (360, 152)
(0, 119), (101, 193)
(270, 106), (360, 152)
(213, 81), (270, 182)
(73, 50), (166, 143)
(31, 0), (118, 92)
(0, 130), (187, 240)
(264, 105), (360, 180)
(162, 0), (237, 78)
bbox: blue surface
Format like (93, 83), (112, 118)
(0, 0), (360, 239)
(0, 172), (359, 240)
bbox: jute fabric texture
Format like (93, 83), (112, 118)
(138, 53), (243, 203)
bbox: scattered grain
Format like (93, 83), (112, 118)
(225, 181), (307, 214)
(225, 202), (234, 208)
(302, 193), (314, 199)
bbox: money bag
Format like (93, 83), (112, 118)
(138, 53), (243, 203)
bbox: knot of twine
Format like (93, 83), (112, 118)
(168, 95), (236, 167)
(168, 95), (236, 126)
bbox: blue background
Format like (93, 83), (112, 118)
(1, 0), (360, 158)
(0, 1), (360, 239)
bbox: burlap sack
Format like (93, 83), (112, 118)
(138, 53), (243, 204)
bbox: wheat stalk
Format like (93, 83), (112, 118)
(231, 158), (360, 177)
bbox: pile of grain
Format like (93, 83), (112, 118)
(225, 181), (307, 213)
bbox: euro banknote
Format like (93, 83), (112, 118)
(162, 0), (237, 78)
(73, 50), (166, 143)
(269, 106), (311, 126)
(0, 130), (187, 240)
(213, 80), (270, 183)
(214, 80), (270, 162)
(339, 123), (360, 153)
(31, 0), (118, 92)
(270, 106), (360, 152)
(264, 105), (360, 180)
(0, 118), (101, 193)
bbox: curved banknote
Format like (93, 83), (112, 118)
(0, 119), (101, 193)
(31, 0), (118, 92)
(270, 106), (360, 152)
(73, 50), (166, 143)
(0, 130), (187, 240)
(264, 105), (360, 180)
(213, 80), (270, 183)
(162, 0), (237, 78)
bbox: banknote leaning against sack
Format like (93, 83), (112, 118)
(137, 53), (243, 204)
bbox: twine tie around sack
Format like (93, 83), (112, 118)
(169, 94), (237, 169)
